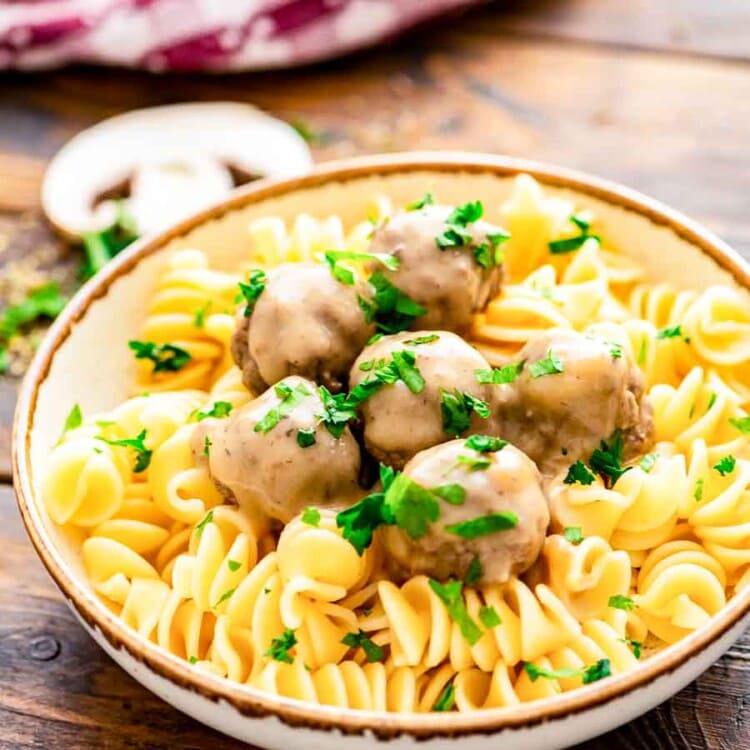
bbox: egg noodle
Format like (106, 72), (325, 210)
(42, 175), (750, 713)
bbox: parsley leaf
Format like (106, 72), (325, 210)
(714, 455), (736, 476)
(365, 272), (427, 334)
(128, 340), (191, 373)
(589, 432), (631, 488)
(193, 301), (210, 328)
(60, 404), (83, 439)
(428, 579), (482, 645)
(202, 436), (212, 457)
(639, 452), (659, 473)
(80, 201), (138, 279)
(98, 428), (152, 472)
(406, 192), (435, 211)
(694, 478), (705, 503)
(563, 460), (596, 486)
(264, 629), (297, 664)
(432, 483), (466, 505)
(301, 507), (321, 526)
(238, 270), (267, 317)
(318, 386), (359, 439)
(582, 659), (611, 684)
(227, 559), (241, 572)
(455, 454), (492, 472)
(465, 556), (483, 585)
(563, 527), (584, 545)
(440, 388), (490, 436)
(620, 638), (642, 659)
(548, 214), (600, 255)
(255, 382), (311, 434)
(391, 350), (425, 393)
(445, 512), (518, 539)
(336, 478), (395, 556)
(656, 324), (684, 340)
(195, 510), (214, 538)
(478, 605), (501, 629)
(296, 428), (316, 448)
(383, 473), (440, 540)
(729, 416), (750, 435)
(432, 683), (455, 712)
(341, 630), (384, 663)
(608, 594), (635, 611)
(324, 250), (400, 281)
(403, 334), (440, 346)
(528, 349), (565, 378)
(194, 401), (233, 421)
(214, 587), (236, 607)
(464, 435), (507, 453)
(524, 658), (611, 684)
(475, 362), (524, 385)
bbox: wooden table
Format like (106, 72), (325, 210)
(1, 1), (749, 747)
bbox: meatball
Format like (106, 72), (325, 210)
(349, 331), (498, 469)
(382, 438), (550, 584)
(194, 376), (362, 523)
(230, 263), (374, 394)
(494, 328), (654, 475)
(367, 203), (505, 333)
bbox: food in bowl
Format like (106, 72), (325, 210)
(39, 173), (750, 714)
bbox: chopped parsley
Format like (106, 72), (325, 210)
(620, 638), (643, 659)
(403, 334), (440, 346)
(341, 630), (384, 663)
(98, 428), (152, 472)
(475, 361), (524, 385)
(60, 403), (83, 439)
(639, 453), (659, 473)
(445, 512), (518, 539)
(360, 272), (427, 334)
(238, 270), (267, 316)
(254, 382), (311, 434)
(391, 350), (425, 393)
(694, 478), (705, 503)
(193, 301), (210, 328)
(524, 658), (611, 684)
(637, 337), (648, 366)
(188, 656), (198, 665)
(301, 507), (321, 526)
(548, 214), (600, 255)
(465, 556), (483, 585)
(563, 527), (584, 545)
(406, 192), (436, 211)
(432, 683), (455, 712)
(227, 559), (242, 572)
(80, 201), (138, 279)
(384, 473), (440, 540)
(194, 401), (233, 421)
(608, 341), (623, 359)
(214, 587), (236, 607)
(435, 201), (483, 251)
(589, 432), (631, 488)
(128, 340), (191, 373)
(324, 249), (399, 285)
(656, 324), (685, 340)
(202, 436), (212, 457)
(464, 435), (507, 453)
(714, 455), (736, 476)
(432, 483), (466, 505)
(729, 416), (750, 435)
(195, 510), (214, 538)
(296, 428), (316, 448)
(440, 388), (490, 436)
(478, 605), (502, 629)
(608, 595), (635, 611)
(455, 454), (492, 472)
(528, 349), (565, 378)
(563, 460), (596, 486)
(317, 386), (359, 439)
(707, 392), (717, 412)
(428, 579), (483, 645)
(264, 629), (297, 664)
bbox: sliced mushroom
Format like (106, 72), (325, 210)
(42, 102), (313, 238)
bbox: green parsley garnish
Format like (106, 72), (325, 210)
(620, 638), (643, 659)
(608, 595), (635, 611)
(729, 416), (750, 434)
(193, 301), (210, 328)
(254, 382), (311, 434)
(455, 454), (492, 472)
(194, 401), (233, 421)
(589, 432), (631, 488)
(475, 361), (524, 385)
(528, 349), (564, 378)
(202, 435), (212, 457)
(237, 270), (267, 317)
(317, 386), (359, 439)
(195, 510), (214, 538)
(391, 350), (426, 393)
(384, 473), (440, 540)
(639, 453), (659, 473)
(264, 629), (297, 664)
(214, 588), (235, 608)
(478, 605), (501, 629)
(128, 340), (191, 373)
(341, 630), (384, 663)
(428, 579), (482, 645)
(406, 193), (435, 211)
(98, 428), (152, 472)
(432, 483), (466, 505)
(301, 507), (321, 526)
(563, 527), (584, 545)
(435, 201), (484, 251)
(656, 324), (684, 340)
(80, 201), (138, 279)
(324, 250), (399, 285)
(524, 658), (611, 684)
(296, 427), (316, 448)
(548, 214), (600, 255)
(563, 460), (596, 486)
(403, 334), (440, 346)
(706, 392), (717, 412)
(227, 559), (241, 572)
(445, 512), (518, 539)
(464, 435), (507, 453)
(188, 656), (198, 664)
(714, 455), (736, 476)
(465, 556), (483, 585)
(581, 659), (612, 684)
(440, 388), (490, 436)
(360, 272), (427, 334)
(60, 403), (83, 440)
(608, 342), (623, 359)
(432, 683), (455, 712)
(694, 478), (705, 503)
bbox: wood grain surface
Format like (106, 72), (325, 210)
(1, 0), (749, 747)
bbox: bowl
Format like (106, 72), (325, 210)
(13, 152), (750, 750)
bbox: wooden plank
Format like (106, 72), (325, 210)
(0, 485), (748, 749)
(492, 0), (750, 61)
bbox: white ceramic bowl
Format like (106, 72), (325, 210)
(13, 153), (750, 750)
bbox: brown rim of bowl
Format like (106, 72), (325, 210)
(13, 152), (750, 739)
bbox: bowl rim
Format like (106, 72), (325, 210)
(12, 151), (750, 739)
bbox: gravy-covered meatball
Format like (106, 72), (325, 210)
(194, 376), (361, 523)
(495, 329), (654, 475)
(230, 263), (374, 394)
(367, 203), (506, 333)
(349, 331), (497, 469)
(383, 438), (549, 584)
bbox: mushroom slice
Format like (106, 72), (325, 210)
(42, 102), (313, 238)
